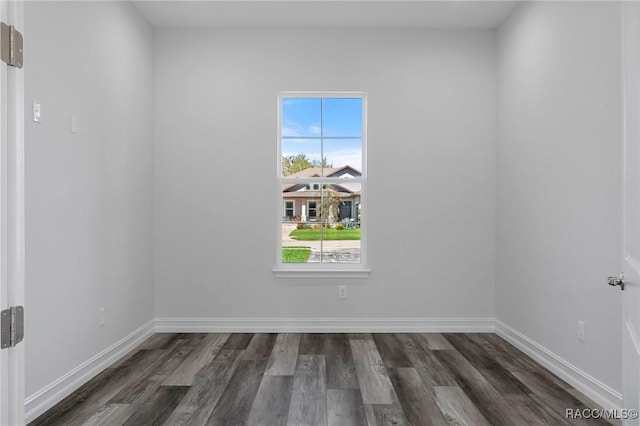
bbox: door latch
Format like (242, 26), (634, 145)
(607, 274), (625, 291)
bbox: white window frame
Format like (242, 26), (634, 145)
(274, 91), (369, 278)
(284, 200), (295, 218)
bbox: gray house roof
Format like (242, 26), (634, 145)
(286, 165), (361, 179)
(282, 165), (362, 194)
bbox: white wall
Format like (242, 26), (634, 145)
(497, 1), (622, 393)
(25, 1), (154, 396)
(153, 28), (496, 320)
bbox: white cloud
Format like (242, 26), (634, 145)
(325, 148), (362, 171)
(308, 125), (321, 135)
(281, 126), (299, 137)
(282, 120), (302, 137)
(282, 98), (306, 106)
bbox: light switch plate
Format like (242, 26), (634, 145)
(578, 321), (586, 342)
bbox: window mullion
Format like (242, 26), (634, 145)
(320, 98), (324, 263)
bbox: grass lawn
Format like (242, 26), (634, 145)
(289, 229), (361, 241)
(282, 246), (312, 263)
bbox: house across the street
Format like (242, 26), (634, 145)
(282, 165), (361, 222)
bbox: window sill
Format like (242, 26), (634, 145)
(272, 268), (370, 279)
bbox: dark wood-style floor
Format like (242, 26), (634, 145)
(31, 333), (616, 426)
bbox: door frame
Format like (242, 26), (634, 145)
(0, 0), (25, 424)
(622, 2), (640, 424)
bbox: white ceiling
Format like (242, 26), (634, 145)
(133, 1), (520, 29)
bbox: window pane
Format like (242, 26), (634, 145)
(320, 187), (361, 263)
(322, 98), (363, 137)
(282, 98), (321, 137)
(323, 139), (362, 174)
(331, 182), (361, 221)
(281, 139), (321, 176)
(280, 184), (362, 264)
(281, 183), (312, 263)
(281, 183), (323, 222)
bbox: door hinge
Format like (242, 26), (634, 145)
(1, 306), (24, 349)
(0, 22), (22, 69)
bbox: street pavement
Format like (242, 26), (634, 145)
(281, 223), (361, 262)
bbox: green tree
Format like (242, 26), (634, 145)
(282, 154), (333, 176)
(311, 157), (333, 169)
(282, 154), (312, 176)
(320, 185), (340, 224)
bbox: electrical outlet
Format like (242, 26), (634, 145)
(338, 285), (347, 299)
(578, 321), (586, 342)
(99, 308), (106, 327)
(32, 101), (42, 123)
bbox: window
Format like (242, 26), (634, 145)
(339, 200), (353, 220)
(308, 200), (317, 218)
(284, 201), (294, 219)
(276, 92), (368, 277)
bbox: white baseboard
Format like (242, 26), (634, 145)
(24, 320), (156, 424)
(154, 317), (496, 333)
(495, 320), (623, 411)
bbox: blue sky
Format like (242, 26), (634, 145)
(282, 98), (363, 171)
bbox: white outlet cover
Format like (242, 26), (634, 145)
(32, 101), (41, 123)
(339, 285), (347, 299)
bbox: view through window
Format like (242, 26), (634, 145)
(279, 93), (366, 266)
